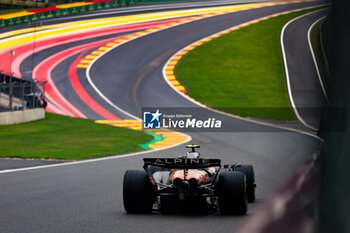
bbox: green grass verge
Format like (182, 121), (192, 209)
(0, 113), (153, 160)
(175, 7), (325, 120)
(310, 18), (329, 93)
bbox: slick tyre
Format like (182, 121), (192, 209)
(235, 165), (256, 202)
(123, 170), (154, 213)
(218, 171), (247, 215)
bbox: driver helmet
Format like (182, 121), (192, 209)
(185, 151), (200, 159)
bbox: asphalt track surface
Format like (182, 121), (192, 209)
(281, 9), (328, 128)
(0, 1), (328, 232)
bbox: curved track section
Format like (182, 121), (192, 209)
(281, 9), (328, 129)
(0, 1), (328, 232)
(1, 1), (292, 116)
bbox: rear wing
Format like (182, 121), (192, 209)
(143, 158), (221, 169)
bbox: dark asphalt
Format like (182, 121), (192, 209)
(0, 158), (68, 171)
(0, 1), (328, 232)
(282, 9), (329, 128)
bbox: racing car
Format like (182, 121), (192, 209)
(123, 145), (256, 214)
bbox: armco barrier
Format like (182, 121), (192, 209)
(236, 152), (320, 233)
(0, 0), (190, 28)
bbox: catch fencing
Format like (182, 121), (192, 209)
(0, 72), (46, 112)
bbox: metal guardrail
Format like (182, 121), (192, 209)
(237, 152), (320, 233)
(0, 72), (47, 112)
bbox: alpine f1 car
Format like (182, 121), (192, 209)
(123, 145), (256, 214)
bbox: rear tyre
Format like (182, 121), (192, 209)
(218, 171), (247, 215)
(123, 170), (154, 213)
(235, 165), (256, 202)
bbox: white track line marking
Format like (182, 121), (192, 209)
(86, 63), (141, 120)
(308, 16), (328, 100)
(0, 133), (191, 174)
(85, 10), (228, 120)
(162, 6), (326, 140)
(280, 9), (327, 131)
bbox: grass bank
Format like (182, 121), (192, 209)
(0, 113), (153, 160)
(175, 7), (325, 120)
